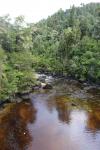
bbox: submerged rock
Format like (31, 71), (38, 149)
(71, 103), (77, 106)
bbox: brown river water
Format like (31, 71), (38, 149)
(0, 79), (100, 150)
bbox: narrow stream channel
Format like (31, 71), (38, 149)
(0, 79), (100, 150)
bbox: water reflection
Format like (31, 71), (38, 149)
(0, 102), (37, 150)
(54, 96), (71, 123)
(0, 88), (100, 150)
(42, 95), (71, 123)
(87, 108), (100, 132)
(29, 94), (100, 150)
(36, 93), (100, 130)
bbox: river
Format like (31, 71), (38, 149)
(0, 79), (100, 150)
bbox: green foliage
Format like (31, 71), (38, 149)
(0, 18), (36, 100)
(0, 3), (100, 100)
(31, 3), (100, 83)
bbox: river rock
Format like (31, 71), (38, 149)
(42, 83), (53, 89)
(38, 74), (47, 82)
(45, 76), (53, 83)
(41, 82), (47, 88)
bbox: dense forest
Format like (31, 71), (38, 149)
(0, 3), (100, 100)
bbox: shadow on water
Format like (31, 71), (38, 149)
(0, 102), (37, 150)
(87, 106), (100, 132)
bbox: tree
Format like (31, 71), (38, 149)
(92, 9), (100, 41)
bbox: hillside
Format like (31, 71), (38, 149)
(0, 3), (100, 99)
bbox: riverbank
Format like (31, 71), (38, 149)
(0, 73), (100, 108)
(0, 73), (54, 107)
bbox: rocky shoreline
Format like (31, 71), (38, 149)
(0, 73), (100, 108)
(0, 74), (54, 107)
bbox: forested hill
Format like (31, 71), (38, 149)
(0, 3), (100, 99)
(33, 2), (100, 80)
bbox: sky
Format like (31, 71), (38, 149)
(0, 0), (100, 23)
